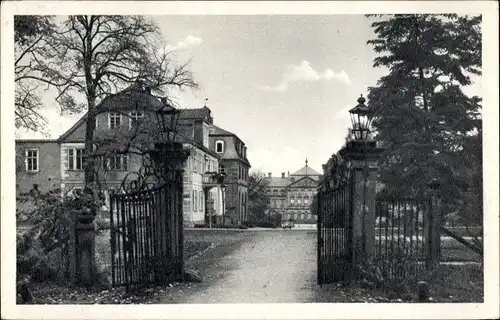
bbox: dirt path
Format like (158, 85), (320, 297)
(161, 230), (318, 303)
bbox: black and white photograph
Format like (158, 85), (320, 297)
(1, 1), (498, 319)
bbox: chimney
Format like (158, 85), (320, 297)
(268, 172), (272, 178)
(288, 171), (290, 177)
(281, 172), (285, 179)
(193, 120), (205, 145)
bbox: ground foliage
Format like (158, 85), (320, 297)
(17, 189), (103, 294)
(366, 14), (483, 242)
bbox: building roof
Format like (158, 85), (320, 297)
(264, 177), (292, 187)
(209, 124), (235, 136)
(58, 83), (170, 142)
(15, 139), (58, 143)
(265, 160), (322, 188)
(290, 160), (321, 176)
(179, 107), (212, 122)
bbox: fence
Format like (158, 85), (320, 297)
(317, 155), (353, 284)
(374, 197), (431, 280)
(109, 173), (184, 292)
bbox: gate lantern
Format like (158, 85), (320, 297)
(348, 95), (373, 141)
(155, 101), (181, 143)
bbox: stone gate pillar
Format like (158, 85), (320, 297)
(149, 142), (189, 281)
(426, 178), (442, 269)
(339, 140), (382, 267)
(70, 189), (98, 287)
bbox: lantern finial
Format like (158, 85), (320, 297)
(357, 94), (366, 105)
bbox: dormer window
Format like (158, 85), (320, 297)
(109, 112), (121, 129)
(129, 111), (144, 129)
(215, 140), (224, 153)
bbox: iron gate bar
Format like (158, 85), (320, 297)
(110, 176), (184, 292)
(374, 197), (431, 281)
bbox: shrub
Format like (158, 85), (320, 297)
(16, 189), (103, 284)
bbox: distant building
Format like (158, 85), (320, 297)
(15, 83), (250, 226)
(263, 160), (321, 224)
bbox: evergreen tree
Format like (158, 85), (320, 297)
(366, 14), (482, 224)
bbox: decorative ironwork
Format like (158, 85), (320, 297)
(317, 152), (353, 284)
(374, 197), (431, 280)
(110, 162), (185, 292)
(120, 163), (161, 193)
(202, 171), (226, 186)
(118, 143), (189, 193)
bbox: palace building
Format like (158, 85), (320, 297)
(263, 160), (321, 224)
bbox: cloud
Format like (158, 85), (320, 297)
(247, 146), (303, 175)
(165, 35), (203, 51)
(334, 104), (354, 119)
(262, 60), (351, 92)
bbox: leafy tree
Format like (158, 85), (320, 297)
(366, 14), (482, 251)
(310, 193), (319, 217)
(14, 16), (56, 133)
(27, 15), (198, 188)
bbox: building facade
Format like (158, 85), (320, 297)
(263, 160), (321, 224)
(15, 84), (250, 226)
(209, 125), (251, 224)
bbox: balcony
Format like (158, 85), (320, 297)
(202, 171), (226, 188)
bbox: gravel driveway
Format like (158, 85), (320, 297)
(161, 230), (318, 303)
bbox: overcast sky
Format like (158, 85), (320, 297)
(18, 15), (481, 176)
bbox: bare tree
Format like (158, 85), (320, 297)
(14, 16), (56, 133)
(247, 171), (269, 220)
(28, 15), (198, 187)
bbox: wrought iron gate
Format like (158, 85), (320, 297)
(374, 196), (431, 280)
(317, 155), (353, 284)
(109, 168), (184, 292)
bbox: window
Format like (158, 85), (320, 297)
(25, 148), (39, 172)
(109, 112), (121, 129)
(218, 164), (225, 174)
(67, 148), (85, 170)
(192, 155), (197, 173)
(104, 154), (128, 170)
(199, 190), (203, 211)
(197, 154), (202, 173)
(129, 111), (144, 129)
(215, 140), (224, 153)
(204, 156), (210, 173)
(304, 199), (309, 205)
(193, 190), (197, 211)
(290, 199), (295, 205)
